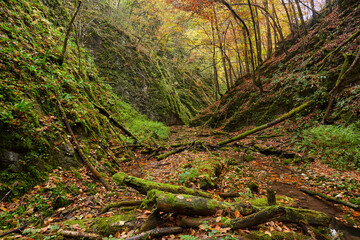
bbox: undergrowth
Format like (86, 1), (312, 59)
(298, 124), (360, 170)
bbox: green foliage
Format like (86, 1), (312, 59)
(299, 124), (360, 170)
(180, 235), (200, 240)
(0, 0), (174, 200)
(0, 193), (53, 230)
(178, 168), (200, 184)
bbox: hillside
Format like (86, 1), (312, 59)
(0, 0), (171, 199)
(1, 0), (360, 239)
(192, 0), (360, 131)
(78, 2), (215, 125)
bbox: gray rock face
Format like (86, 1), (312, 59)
(0, 151), (22, 172)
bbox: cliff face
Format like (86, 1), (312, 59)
(192, 0), (360, 131)
(0, 0), (169, 199)
(78, 4), (214, 125)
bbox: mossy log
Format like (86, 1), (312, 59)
(124, 227), (183, 240)
(101, 200), (143, 214)
(279, 207), (331, 226)
(243, 231), (310, 240)
(112, 172), (212, 198)
(147, 190), (258, 216)
(226, 205), (286, 230)
(301, 188), (360, 211)
(60, 230), (100, 239)
(217, 101), (313, 146)
(147, 190), (330, 226)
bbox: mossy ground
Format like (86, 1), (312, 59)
(0, 0), (170, 200)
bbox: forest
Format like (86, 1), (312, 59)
(0, 0), (359, 239)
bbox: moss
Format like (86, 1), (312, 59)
(249, 196), (296, 207)
(91, 213), (137, 235)
(112, 172), (212, 198)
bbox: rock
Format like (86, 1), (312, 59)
(0, 150), (22, 172)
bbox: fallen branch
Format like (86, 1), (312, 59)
(319, 28), (360, 70)
(155, 146), (187, 160)
(156, 141), (205, 160)
(217, 101), (313, 146)
(60, 230), (100, 239)
(92, 102), (139, 143)
(301, 189), (360, 211)
(112, 172), (212, 198)
(57, 98), (112, 190)
(101, 200), (143, 214)
(83, 87), (139, 142)
(322, 47), (360, 124)
(124, 227), (183, 240)
(226, 205), (285, 230)
(219, 192), (240, 198)
(0, 223), (29, 238)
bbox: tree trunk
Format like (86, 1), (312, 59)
(210, 18), (220, 100)
(281, 0), (296, 39)
(294, 0), (308, 34)
(243, 28), (251, 75)
(264, 0), (272, 59)
(247, 0), (262, 65)
(214, 5), (230, 90)
(289, 0), (300, 33)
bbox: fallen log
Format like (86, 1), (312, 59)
(226, 205), (286, 230)
(147, 190), (259, 216)
(0, 223), (29, 238)
(60, 230), (100, 239)
(101, 200), (143, 214)
(301, 188), (360, 211)
(124, 227), (183, 240)
(112, 172), (212, 198)
(147, 190), (330, 226)
(217, 101), (313, 146)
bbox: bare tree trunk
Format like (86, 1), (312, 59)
(210, 18), (220, 100)
(231, 21), (243, 78)
(289, 0), (300, 34)
(281, 0), (296, 39)
(310, 0), (317, 21)
(264, 0), (272, 59)
(243, 28), (250, 75)
(214, 5), (230, 90)
(247, 0), (262, 65)
(294, 0), (307, 34)
(255, 6), (262, 63)
(60, 1), (82, 65)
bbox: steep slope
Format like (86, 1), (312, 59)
(192, 0), (360, 131)
(0, 0), (169, 199)
(77, 3), (214, 125)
